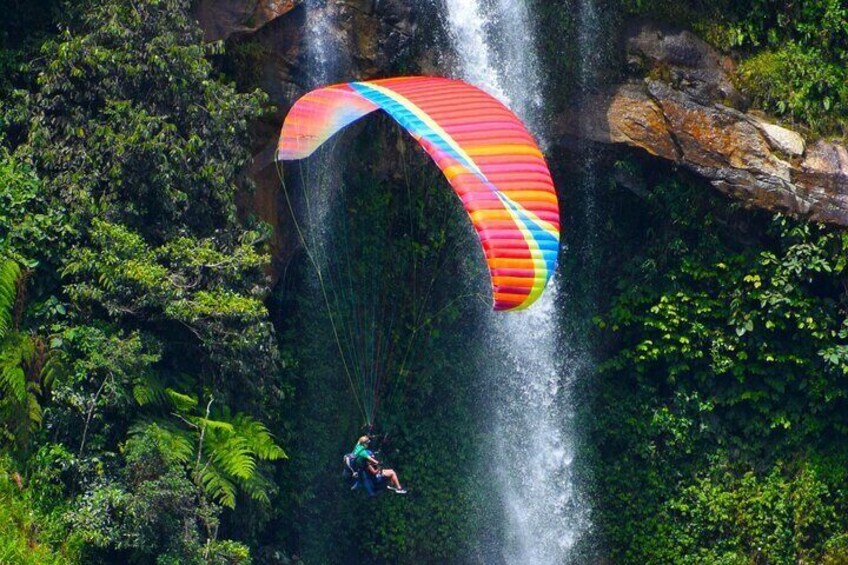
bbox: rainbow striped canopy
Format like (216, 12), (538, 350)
(277, 76), (559, 311)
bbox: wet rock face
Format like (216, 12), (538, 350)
(330, 0), (418, 77)
(560, 20), (848, 227)
(194, 0), (302, 42)
(194, 0), (422, 282)
(195, 0), (420, 109)
(625, 20), (746, 110)
(232, 0), (419, 111)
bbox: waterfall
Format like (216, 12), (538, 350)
(292, 0), (595, 558)
(285, 0), (336, 261)
(441, 0), (507, 103)
(484, 282), (590, 563)
(439, 1), (590, 562)
(576, 0), (603, 266)
(298, 0), (344, 245)
(304, 0), (345, 86)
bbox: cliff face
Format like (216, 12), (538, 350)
(558, 21), (848, 226)
(197, 1), (422, 280)
(194, 7), (848, 280)
(194, 0), (302, 41)
(225, 0), (419, 109)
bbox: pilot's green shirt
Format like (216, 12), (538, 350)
(352, 443), (370, 465)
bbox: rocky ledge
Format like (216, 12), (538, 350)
(195, 0), (302, 41)
(557, 21), (848, 227)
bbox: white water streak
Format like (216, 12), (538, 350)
(300, 0), (344, 257)
(490, 0), (545, 139)
(304, 0), (338, 86)
(440, 0), (590, 562)
(442, 0), (509, 104)
(486, 279), (590, 564)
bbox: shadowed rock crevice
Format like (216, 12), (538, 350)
(195, 0), (302, 41)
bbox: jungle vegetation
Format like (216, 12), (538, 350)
(1, 0), (848, 563)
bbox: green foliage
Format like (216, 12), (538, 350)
(591, 165), (848, 563)
(47, 323), (160, 455)
(0, 333), (47, 451)
(10, 0), (280, 450)
(0, 151), (69, 269)
(0, 0), (62, 136)
(0, 259), (20, 338)
(195, 411), (286, 509)
(129, 408), (286, 510)
(0, 455), (69, 564)
(61, 218), (270, 367)
(0, 0), (283, 561)
(823, 534), (848, 564)
(599, 178), (848, 448)
(639, 456), (848, 564)
(15, 0), (848, 562)
(66, 424), (253, 564)
(737, 43), (848, 135)
(23, 0), (268, 242)
(0, 259), (59, 455)
(619, 0), (726, 27)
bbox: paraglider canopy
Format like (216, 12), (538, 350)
(277, 76), (560, 311)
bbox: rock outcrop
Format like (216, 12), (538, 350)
(192, 4), (848, 260)
(235, 0), (418, 110)
(194, 0), (301, 42)
(624, 20), (747, 110)
(559, 21), (848, 227)
(194, 1), (422, 280)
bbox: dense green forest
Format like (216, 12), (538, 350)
(2, 0), (848, 563)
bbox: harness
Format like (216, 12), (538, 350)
(343, 447), (386, 497)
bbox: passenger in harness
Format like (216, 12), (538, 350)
(342, 451), (362, 490)
(345, 435), (407, 495)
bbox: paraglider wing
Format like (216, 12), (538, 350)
(277, 76), (560, 311)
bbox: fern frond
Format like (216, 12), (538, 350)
(164, 388), (198, 412)
(0, 260), (21, 339)
(199, 465), (237, 509)
(129, 421), (195, 465)
(194, 417), (234, 433)
(207, 434), (256, 480)
(0, 331), (50, 451)
(132, 383), (157, 406)
(233, 414), (287, 461)
(132, 373), (168, 407)
(38, 348), (64, 394)
(143, 405), (285, 510)
(27, 394), (42, 428)
(0, 333), (36, 404)
(240, 471), (275, 505)
(0, 365), (26, 403)
(40, 357), (60, 389)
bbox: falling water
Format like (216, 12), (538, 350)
(297, 0), (346, 268)
(440, 0), (590, 562)
(304, 0), (342, 86)
(578, 0), (603, 93)
(489, 0), (545, 138)
(485, 281), (591, 563)
(576, 0), (603, 266)
(441, 0), (507, 102)
(293, 0), (595, 558)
